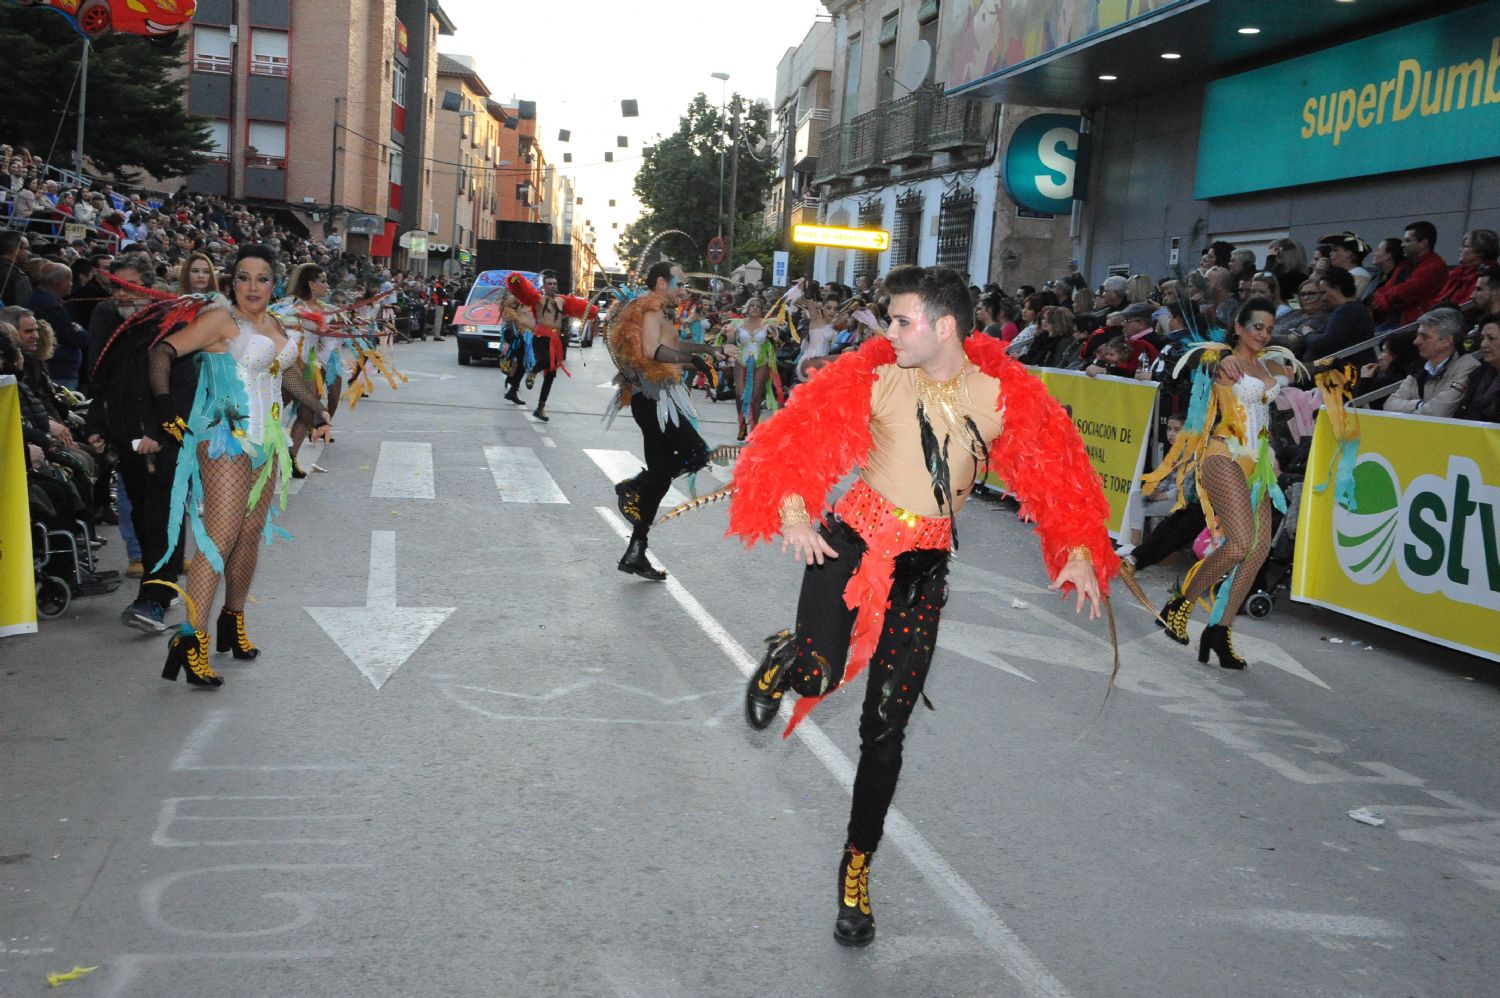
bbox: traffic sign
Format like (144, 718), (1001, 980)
(791, 224), (890, 251)
(707, 236), (726, 265)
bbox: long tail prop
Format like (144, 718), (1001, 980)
(706, 443), (743, 467)
(654, 484), (734, 525)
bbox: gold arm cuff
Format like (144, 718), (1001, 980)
(779, 494), (811, 528)
(1066, 545), (1094, 564)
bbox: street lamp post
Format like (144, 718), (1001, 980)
(711, 71), (730, 272)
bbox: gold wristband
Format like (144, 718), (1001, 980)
(779, 494), (811, 528)
(1066, 545), (1093, 564)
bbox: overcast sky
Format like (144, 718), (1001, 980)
(436, 0), (826, 268)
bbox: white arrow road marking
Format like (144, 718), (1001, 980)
(396, 368), (457, 381)
(371, 441), (435, 499)
(483, 445), (568, 503)
(937, 619), (1038, 682)
(306, 531), (454, 690)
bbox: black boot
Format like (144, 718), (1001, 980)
(615, 477), (644, 526)
(834, 846), (876, 947)
(1199, 624), (1247, 669)
(504, 388), (523, 405)
(162, 627), (222, 687)
(617, 534), (666, 581)
(1158, 595), (1192, 646)
(216, 608), (260, 660)
(532, 406), (548, 422)
(745, 629), (795, 730)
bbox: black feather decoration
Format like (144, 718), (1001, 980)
(916, 402), (958, 550)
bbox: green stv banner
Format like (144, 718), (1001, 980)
(1197, 0), (1500, 198)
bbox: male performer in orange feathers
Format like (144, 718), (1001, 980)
(502, 269), (596, 420)
(727, 265), (1117, 947)
(605, 260), (730, 578)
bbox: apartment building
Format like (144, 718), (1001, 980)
(182, 0), (455, 266)
(766, 21), (834, 246)
(805, 0), (1070, 290)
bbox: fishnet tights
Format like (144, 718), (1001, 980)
(184, 443), (275, 632)
(1182, 454), (1273, 618)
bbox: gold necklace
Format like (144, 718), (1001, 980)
(911, 366), (972, 443)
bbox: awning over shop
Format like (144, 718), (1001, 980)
(370, 220), (398, 259)
(946, 0), (1480, 109)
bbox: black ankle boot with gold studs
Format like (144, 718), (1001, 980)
(1158, 595), (1192, 646)
(1199, 624), (1247, 669)
(745, 629), (795, 730)
(835, 846), (876, 947)
(163, 627), (222, 687)
(216, 608), (260, 660)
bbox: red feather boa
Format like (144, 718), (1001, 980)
(727, 334), (1118, 592)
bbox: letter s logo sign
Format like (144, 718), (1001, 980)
(1005, 114), (1085, 214)
(1034, 127), (1078, 201)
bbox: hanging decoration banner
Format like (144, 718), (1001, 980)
(985, 370), (1158, 541)
(0, 379), (38, 637)
(1294, 409), (1500, 662)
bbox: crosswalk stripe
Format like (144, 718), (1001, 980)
(484, 445), (569, 504)
(583, 448), (688, 508)
(371, 441), (435, 499)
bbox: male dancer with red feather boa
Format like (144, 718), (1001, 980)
(729, 265), (1116, 946)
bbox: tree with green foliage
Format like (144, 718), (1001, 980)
(618, 92), (773, 275)
(0, 7), (212, 182)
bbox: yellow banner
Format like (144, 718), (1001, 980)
(1294, 409), (1500, 661)
(0, 380), (38, 637)
(986, 370), (1159, 540)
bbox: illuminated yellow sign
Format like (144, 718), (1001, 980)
(791, 224), (890, 251)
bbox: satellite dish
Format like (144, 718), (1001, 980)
(894, 41), (932, 93)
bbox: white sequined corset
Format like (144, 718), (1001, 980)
(228, 312), (299, 445)
(1229, 371), (1288, 444)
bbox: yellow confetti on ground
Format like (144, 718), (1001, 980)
(47, 965), (99, 987)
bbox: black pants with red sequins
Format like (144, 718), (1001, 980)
(788, 517), (949, 854)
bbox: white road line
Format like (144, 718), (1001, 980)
(370, 441), (435, 499)
(592, 506), (1074, 998)
(285, 441), (323, 495)
(584, 448), (689, 508)
(484, 445), (569, 503)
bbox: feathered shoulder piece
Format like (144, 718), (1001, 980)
(91, 293), (226, 381)
(506, 273), (541, 309)
(728, 337), (895, 546)
(606, 291), (681, 388)
(963, 335), (1118, 591)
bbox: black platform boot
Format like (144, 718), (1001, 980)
(1158, 595), (1192, 646)
(615, 477), (644, 526)
(745, 629), (795, 730)
(216, 608), (260, 660)
(504, 387), (523, 404)
(1198, 624), (1247, 669)
(834, 846), (876, 947)
(162, 627), (222, 687)
(532, 406), (548, 422)
(617, 534), (666, 581)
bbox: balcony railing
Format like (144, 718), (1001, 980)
(845, 107), (887, 175)
(927, 90), (988, 151)
(812, 86), (988, 184)
(814, 123), (846, 184)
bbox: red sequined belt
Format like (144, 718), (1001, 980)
(783, 479), (952, 736)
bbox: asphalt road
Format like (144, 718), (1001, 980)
(4, 336), (1498, 998)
